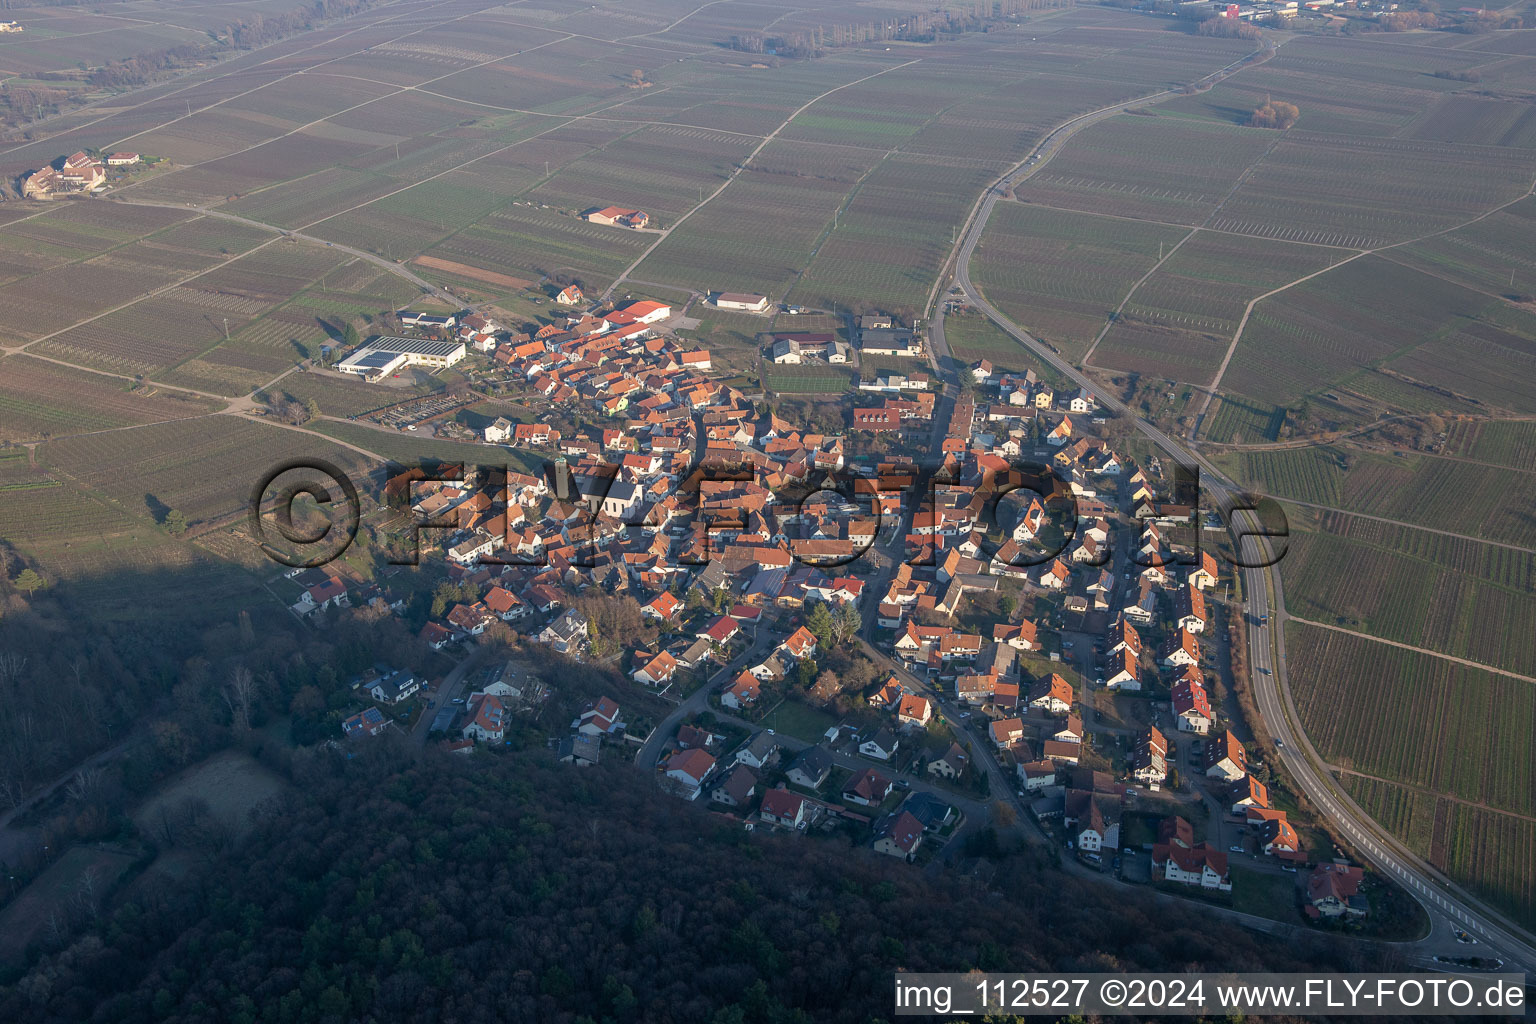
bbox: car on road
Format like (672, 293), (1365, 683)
(1281, 864), (1297, 873)
(1275, 739), (1285, 749)
(766, 728), (775, 735)
(451, 697), (465, 704)
(1229, 845), (1244, 853)
(896, 779), (910, 789)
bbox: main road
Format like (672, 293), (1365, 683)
(931, 40), (1536, 973)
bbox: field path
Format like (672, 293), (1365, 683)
(1327, 768), (1536, 827)
(1198, 170), (1536, 420)
(602, 57), (924, 301)
(1273, 497), (1536, 555)
(1286, 615), (1536, 683)
(1081, 128), (1290, 365)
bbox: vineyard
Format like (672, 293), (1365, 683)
(1201, 395), (1288, 443)
(40, 417), (373, 528)
(971, 204), (1186, 360)
(1283, 526), (1536, 675)
(1439, 419), (1536, 472)
(0, 356), (220, 442)
(1285, 621), (1535, 816)
(637, 170), (854, 298)
(1013, 113), (1275, 226)
(1223, 444), (1536, 546)
(942, 314), (1067, 386)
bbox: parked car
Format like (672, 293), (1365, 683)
(1229, 845), (1244, 853)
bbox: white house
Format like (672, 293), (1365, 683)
(712, 292), (770, 312)
(484, 416), (514, 443)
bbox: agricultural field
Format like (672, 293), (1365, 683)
(1438, 419), (1536, 473)
(40, 416), (372, 529)
(1220, 255), (1536, 412)
(1221, 444), (1536, 547)
(942, 312), (1068, 387)
(1013, 113), (1277, 225)
(0, 356), (220, 442)
(1286, 622), (1535, 817)
(971, 203), (1187, 360)
(1281, 517), (1536, 675)
(1342, 775), (1536, 928)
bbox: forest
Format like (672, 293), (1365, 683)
(2, 743), (1414, 1024)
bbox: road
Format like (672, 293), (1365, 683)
(111, 198), (453, 304)
(411, 646), (491, 745)
(932, 38), (1536, 972)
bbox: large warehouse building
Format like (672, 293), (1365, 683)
(336, 336), (466, 380)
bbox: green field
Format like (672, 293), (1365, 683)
(762, 364), (857, 395)
(760, 702), (838, 745)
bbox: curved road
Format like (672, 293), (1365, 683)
(934, 45), (1536, 972)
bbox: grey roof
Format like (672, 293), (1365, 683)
(558, 735), (601, 763)
(900, 790), (955, 830)
(864, 727), (899, 753)
(789, 745), (833, 779)
(742, 731), (780, 759)
(360, 335), (463, 358)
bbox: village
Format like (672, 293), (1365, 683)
(283, 267), (1377, 930)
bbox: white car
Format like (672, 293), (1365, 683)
(1229, 845), (1244, 853)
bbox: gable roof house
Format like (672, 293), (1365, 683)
(1028, 674), (1074, 714)
(710, 764), (758, 808)
(759, 787), (809, 828)
(786, 746), (834, 790)
(1153, 843), (1231, 891)
(873, 810), (925, 861)
(896, 694), (933, 729)
(843, 767), (893, 806)
(859, 727), (900, 762)
(1204, 730), (1247, 781)
(664, 748), (716, 799)
(927, 742), (969, 780)
(1306, 863), (1369, 919)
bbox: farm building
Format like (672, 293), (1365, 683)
(0, 21), (21, 32)
(23, 152), (105, 198)
(584, 206), (649, 228)
(398, 311), (457, 329)
(336, 336), (466, 380)
(106, 152), (140, 166)
(712, 292), (770, 312)
(859, 328), (920, 356)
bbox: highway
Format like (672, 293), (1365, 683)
(932, 46), (1536, 973)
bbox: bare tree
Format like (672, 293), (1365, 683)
(65, 765), (104, 803)
(221, 666), (257, 731)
